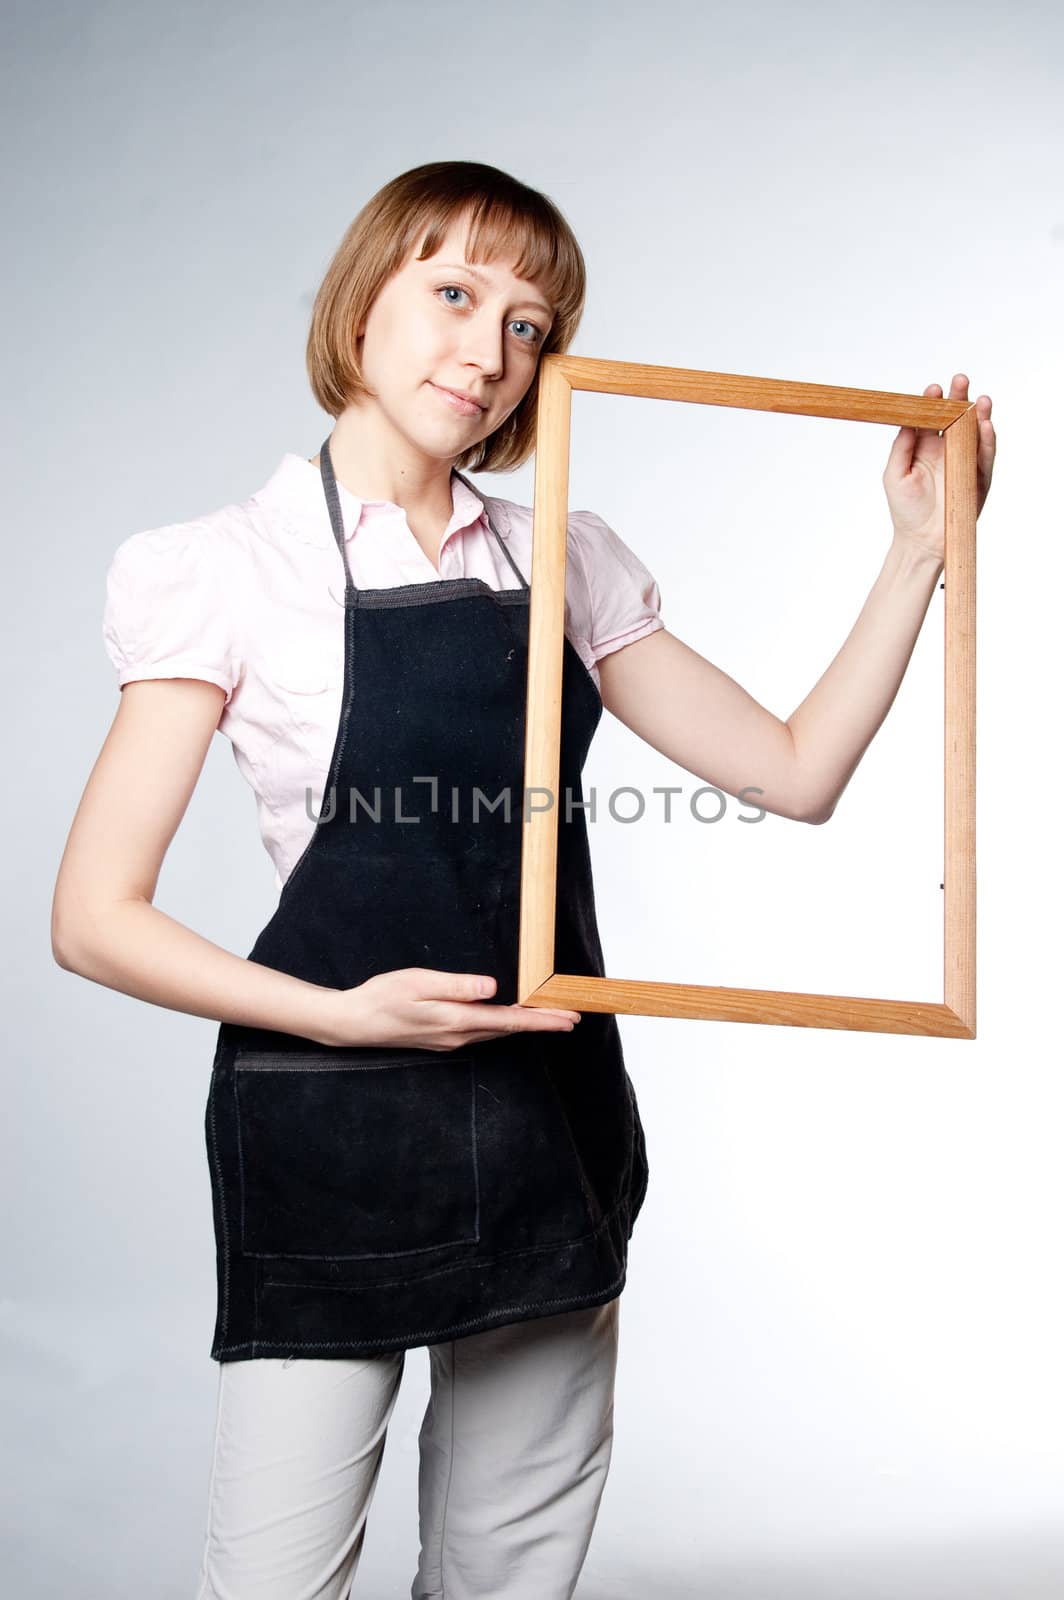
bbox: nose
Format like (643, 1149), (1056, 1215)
(460, 312), (505, 382)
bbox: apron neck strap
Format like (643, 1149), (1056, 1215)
(318, 435), (530, 593)
(452, 470), (530, 590)
(318, 435), (355, 593)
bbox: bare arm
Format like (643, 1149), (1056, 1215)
(596, 534), (943, 826)
(783, 535), (943, 820)
(52, 678), (580, 1049)
(50, 678), (340, 1040)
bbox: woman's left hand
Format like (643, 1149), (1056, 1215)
(882, 373), (996, 564)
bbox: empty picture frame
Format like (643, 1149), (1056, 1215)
(517, 354), (977, 1039)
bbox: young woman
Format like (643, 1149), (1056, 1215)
(52, 161), (995, 1599)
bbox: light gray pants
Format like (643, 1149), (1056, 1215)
(194, 1296), (620, 1599)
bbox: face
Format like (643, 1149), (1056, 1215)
(352, 211), (555, 465)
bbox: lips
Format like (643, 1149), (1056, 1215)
(433, 384), (487, 415)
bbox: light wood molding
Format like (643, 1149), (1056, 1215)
(517, 354), (977, 1039)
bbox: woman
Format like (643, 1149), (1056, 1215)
(52, 160), (996, 1599)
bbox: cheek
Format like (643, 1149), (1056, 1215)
(399, 313), (453, 378)
(364, 324), (427, 395)
(509, 364), (539, 405)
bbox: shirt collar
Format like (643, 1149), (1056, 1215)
(250, 452), (488, 550)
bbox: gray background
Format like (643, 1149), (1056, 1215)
(4, 0), (1062, 1595)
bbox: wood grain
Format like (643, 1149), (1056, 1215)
(517, 353), (978, 1039)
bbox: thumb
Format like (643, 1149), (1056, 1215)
(884, 424), (916, 482)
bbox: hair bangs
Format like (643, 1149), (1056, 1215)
(413, 191), (582, 327)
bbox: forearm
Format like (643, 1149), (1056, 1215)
(53, 897), (338, 1044)
(786, 534), (944, 821)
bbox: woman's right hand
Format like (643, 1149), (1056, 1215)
(319, 967), (582, 1052)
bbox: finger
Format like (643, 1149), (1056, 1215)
(916, 382), (944, 440)
(912, 381), (948, 454)
(509, 1003), (580, 1025)
(425, 970), (498, 1001)
(885, 423), (917, 477)
(443, 997), (580, 1025)
(489, 1004), (580, 1029)
(884, 377), (941, 470)
(976, 395), (996, 445)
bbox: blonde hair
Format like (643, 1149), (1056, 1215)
(305, 160), (587, 473)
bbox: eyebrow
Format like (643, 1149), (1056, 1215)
(432, 261), (554, 320)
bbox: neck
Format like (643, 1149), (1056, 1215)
(312, 403), (458, 528)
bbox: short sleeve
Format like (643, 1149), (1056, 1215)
(102, 522), (242, 705)
(567, 509), (664, 663)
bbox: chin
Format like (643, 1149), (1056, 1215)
(409, 430), (473, 464)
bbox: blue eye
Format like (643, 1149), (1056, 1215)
(510, 319), (541, 345)
(436, 286), (544, 346)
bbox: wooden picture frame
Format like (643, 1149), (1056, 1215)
(517, 354), (977, 1039)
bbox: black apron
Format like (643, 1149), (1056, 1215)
(205, 435), (649, 1361)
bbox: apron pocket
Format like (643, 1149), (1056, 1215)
(233, 1049), (480, 1259)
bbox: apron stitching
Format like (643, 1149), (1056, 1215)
(470, 1075), (481, 1240)
(206, 1071), (230, 1348)
(254, 1190), (631, 1278)
(211, 1270), (627, 1355)
(233, 1076), (247, 1252)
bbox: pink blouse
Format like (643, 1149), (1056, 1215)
(102, 452), (665, 891)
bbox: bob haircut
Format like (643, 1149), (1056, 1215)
(305, 160), (587, 474)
